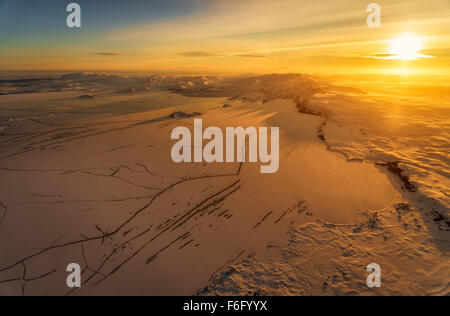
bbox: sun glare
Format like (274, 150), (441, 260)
(388, 34), (428, 60)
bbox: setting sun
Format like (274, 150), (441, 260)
(388, 34), (431, 60)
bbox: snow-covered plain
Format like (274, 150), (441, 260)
(0, 73), (448, 295)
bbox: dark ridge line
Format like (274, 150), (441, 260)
(237, 162), (244, 175)
(0, 165), (134, 174)
(122, 229), (133, 237)
(217, 209), (231, 218)
(208, 250), (246, 281)
(181, 232), (192, 240)
(21, 261), (58, 282)
(0, 132), (41, 137)
(79, 169), (161, 191)
(30, 235), (65, 251)
(0, 261), (58, 286)
(295, 98), (322, 117)
(275, 210), (288, 224)
(110, 168), (120, 177)
(376, 162), (417, 192)
(146, 232), (191, 264)
(12, 194), (156, 207)
(80, 243), (106, 279)
(207, 206), (223, 216)
(95, 224), (113, 246)
(254, 211), (274, 229)
(135, 162), (160, 178)
(79, 207), (94, 213)
(0, 125), (88, 148)
(0, 201), (7, 226)
(135, 161), (193, 180)
(60, 164), (132, 175)
(104, 145), (135, 153)
(0, 78), (55, 84)
(29, 119), (62, 127)
(27, 128), (97, 146)
(0, 277), (21, 284)
(196, 250), (247, 295)
(317, 119), (328, 144)
(179, 239), (195, 250)
(4, 165), (162, 200)
(31, 193), (63, 198)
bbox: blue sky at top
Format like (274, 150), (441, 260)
(0, 0), (203, 43)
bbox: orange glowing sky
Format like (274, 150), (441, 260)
(1, 0), (449, 77)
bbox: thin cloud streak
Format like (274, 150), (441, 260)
(179, 52), (223, 57)
(93, 52), (129, 56)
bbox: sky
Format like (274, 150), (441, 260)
(0, 0), (449, 76)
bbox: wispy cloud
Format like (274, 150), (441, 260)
(235, 54), (267, 58)
(370, 53), (434, 60)
(371, 53), (398, 58)
(93, 52), (128, 56)
(179, 52), (222, 57)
